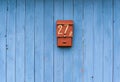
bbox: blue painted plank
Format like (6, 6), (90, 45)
(25, 0), (35, 82)
(16, 0), (25, 82)
(54, 0), (64, 82)
(0, 0), (7, 82)
(93, 0), (103, 82)
(83, 0), (94, 82)
(44, 0), (53, 82)
(73, 0), (83, 82)
(34, 0), (44, 82)
(103, 0), (113, 82)
(7, 0), (16, 82)
(63, 0), (73, 82)
(114, 0), (120, 82)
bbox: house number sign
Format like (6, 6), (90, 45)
(56, 20), (73, 47)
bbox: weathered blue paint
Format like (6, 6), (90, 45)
(35, 0), (44, 82)
(114, 0), (120, 82)
(64, 0), (73, 82)
(0, 0), (119, 82)
(16, 0), (25, 82)
(44, 0), (54, 82)
(73, 0), (83, 82)
(0, 0), (7, 82)
(7, 0), (16, 82)
(84, 0), (94, 82)
(103, 0), (113, 82)
(25, 0), (35, 82)
(54, 0), (64, 82)
(94, 0), (103, 82)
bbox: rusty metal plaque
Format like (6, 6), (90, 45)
(56, 20), (73, 47)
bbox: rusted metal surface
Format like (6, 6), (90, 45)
(56, 20), (73, 24)
(57, 38), (72, 47)
(56, 20), (73, 47)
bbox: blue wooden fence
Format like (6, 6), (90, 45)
(0, 0), (120, 82)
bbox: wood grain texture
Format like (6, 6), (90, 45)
(73, 0), (83, 82)
(6, 0), (16, 82)
(0, 0), (7, 82)
(63, 0), (73, 82)
(25, 0), (35, 82)
(0, 0), (119, 82)
(7, 0), (16, 82)
(114, 0), (120, 82)
(54, 0), (64, 82)
(103, 0), (113, 82)
(94, 0), (103, 82)
(34, 0), (44, 82)
(16, 0), (25, 82)
(84, 0), (94, 82)
(44, 0), (54, 82)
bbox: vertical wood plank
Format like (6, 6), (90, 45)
(73, 0), (83, 82)
(0, 0), (7, 82)
(44, 0), (54, 82)
(93, 0), (103, 82)
(83, 0), (94, 82)
(34, 0), (44, 82)
(7, 0), (16, 82)
(25, 0), (35, 82)
(16, 0), (25, 82)
(113, 0), (120, 82)
(63, 0), (73, 82)
(103, 0), (113, 82)
(54, 0), (64, 82)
